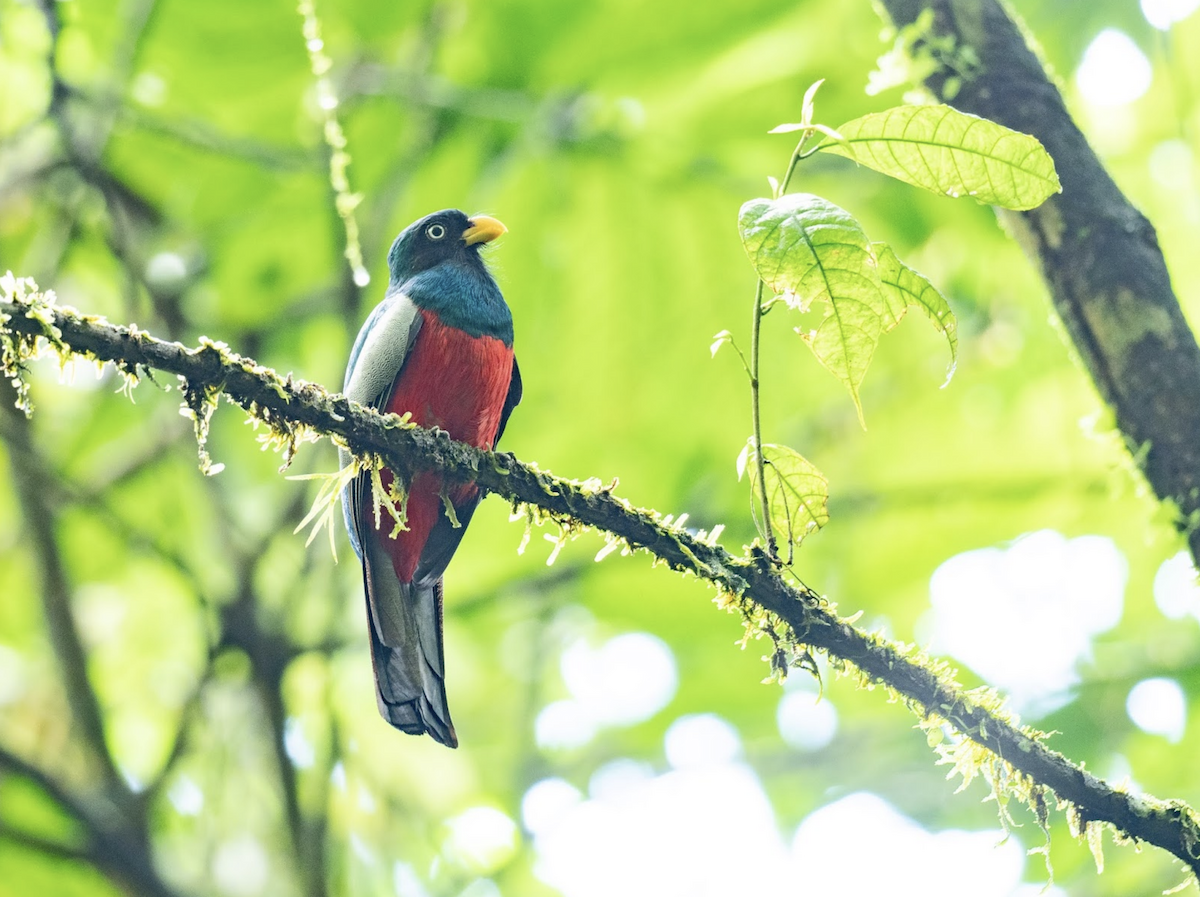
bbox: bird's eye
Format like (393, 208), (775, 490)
(425, 224), (447, 240)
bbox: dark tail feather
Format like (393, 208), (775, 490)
(362, 539), (457, 747)
(367, 613), (457, 747)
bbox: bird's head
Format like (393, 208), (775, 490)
(386, 209), (507, 288)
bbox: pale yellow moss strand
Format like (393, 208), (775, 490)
(298, 0), (370, 288)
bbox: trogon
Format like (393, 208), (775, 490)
(340, 209), (520, 748)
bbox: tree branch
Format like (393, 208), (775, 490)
(876, 0), (1200, 566)
(0, 743), (96, 829)
(0, 743), (186, 897)
(218, 564), (327, 897)
(3, 294), (1199, 875)
(0, 396), (134, 820)
(0, 823), (92, 864)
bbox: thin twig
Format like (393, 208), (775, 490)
(747, 128), (822, 562)
(748, 278), (775, 557)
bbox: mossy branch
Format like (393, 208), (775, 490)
(3, 291), (1199, 878)
(876, 0), (1200, 569)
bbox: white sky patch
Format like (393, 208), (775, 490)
(561, 633), (678, 725)
(1142, 0), (1200, 29)
(393, 862), (431, 897)
(664, 714), (741, 769)
(145, 251), (188, 290)
(791, 792), (1026, 895)
(589, 759), (656, 800)
(443, 807), (518, 875)
(1149, 140), (1197, 193)
(131, 71), (167, 106)
(522, 778), (583, 835)
(1127, 677), (1188, 742)
(348, 831), (374, 865)
(283, 717), (315, 769)
(529, 716), (789, 897)
(926, 530), (1126, 715)
(536, 632), (677, 750)
(1075, 30), (1152, 106)
(776, 690), (838, 752)
(167, 775), (204, 816)
(459, 880), (501, 897)
(0, 646), (27, 706)
(535, 699), (597, 751)
(212, 836), (270, 897)
(1153, 551), (1200, 621)
(527, 717), (1042, 896)
(1102, 753), (1143, 798)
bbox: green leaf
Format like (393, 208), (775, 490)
(873, 242), (958, 383)
(710, 329), (733, 357)
(738, 194), (884, 422)
(802, 78), (824, 126)
(743, 441), (829, 549)
(768, 79), (826, 133)
(735, 440), (751, 481)
(819, 104), (1060, 210)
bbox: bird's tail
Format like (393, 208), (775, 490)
(361, 536), (457, 748)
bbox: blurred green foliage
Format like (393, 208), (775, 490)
(2, 0), (1200, 895)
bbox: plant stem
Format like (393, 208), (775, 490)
(750, 133), (810, 561)
(749, 277), (776, 559)
(780, 153), (802, 196)
(780, 136), (808, 194)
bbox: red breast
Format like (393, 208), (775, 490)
(379, 309), (515, 581)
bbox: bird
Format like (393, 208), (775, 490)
(340, 209), (520, 748)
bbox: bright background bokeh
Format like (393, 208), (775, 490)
(2, 0), (1200, 895)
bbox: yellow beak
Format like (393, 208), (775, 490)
(462, 215), (507, 246)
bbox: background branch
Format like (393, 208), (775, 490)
(0, 394), (134, 820)
(0, 743), (185, 897)
(877, 0), (1200, 565)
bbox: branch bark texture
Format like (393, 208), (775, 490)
(878, 0), (1200, 562)
(3, 295), (1199, 874)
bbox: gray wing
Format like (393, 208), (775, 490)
(340, 292), (423, 559)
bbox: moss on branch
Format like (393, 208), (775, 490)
(3, 284), (1199, 878)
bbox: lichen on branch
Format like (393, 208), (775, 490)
(2, 279), (1198, 878)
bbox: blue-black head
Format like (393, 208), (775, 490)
(386, 209), (506, 288)
(384, 209), (513, 343)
